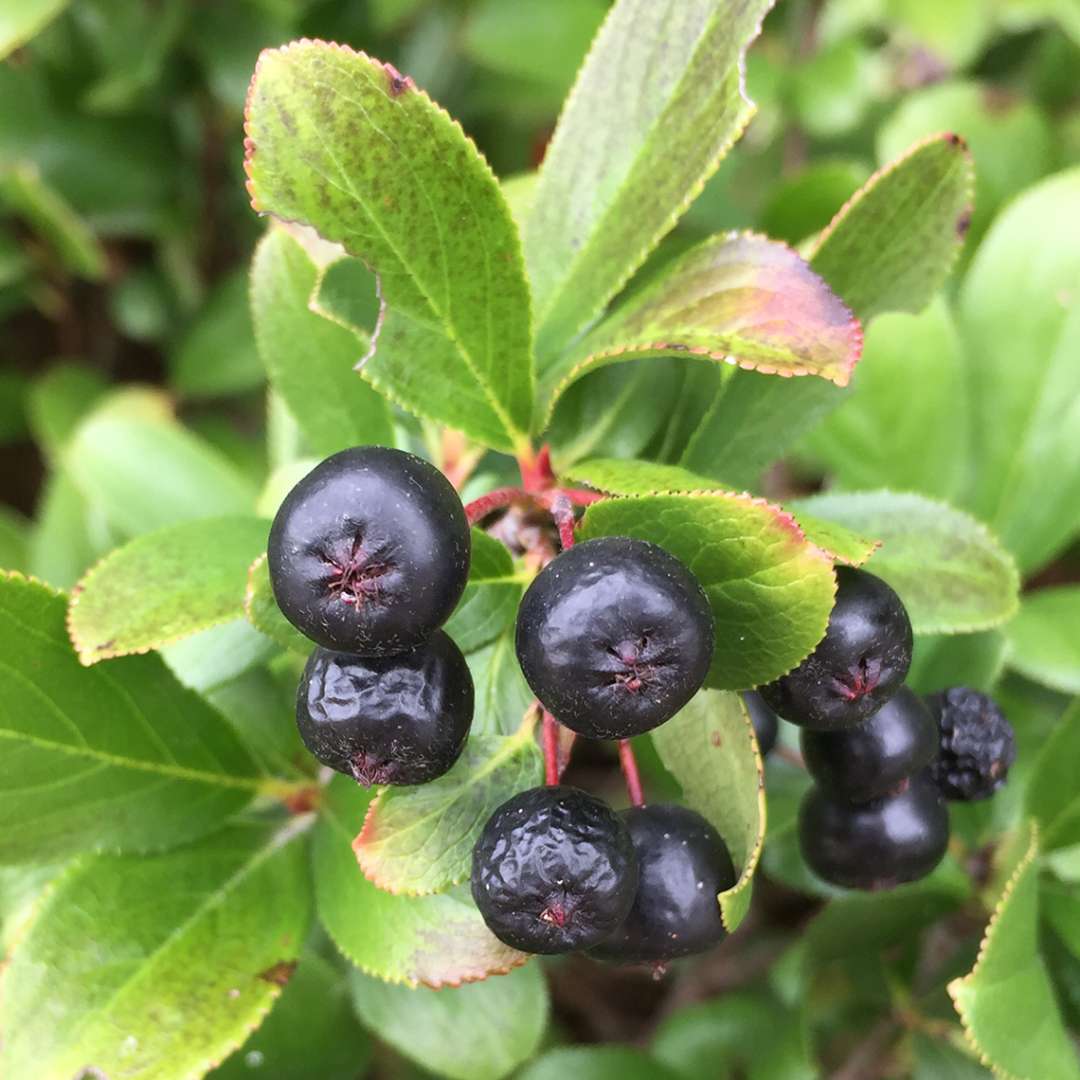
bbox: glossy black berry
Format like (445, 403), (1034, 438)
(759, 566), (912, 731)
(799, 771), (949, 890)
(296, 630), (473, 786)
(515, 537), (714, 739)
(268, 445), (470, 655)
(928, 687), (1016, 801)
(592, 804), (736, 964)
(800, 685), (938, 803)
(471, 785), (638, 954)
(743, 691), (779, 757)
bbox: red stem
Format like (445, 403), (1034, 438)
(618, 739), (645, 806)
(464, 486), (521, 525)
(542, 710), (560, 785)
(549, 493), (576, 551)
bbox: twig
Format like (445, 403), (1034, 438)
(619, 740), (645, 806)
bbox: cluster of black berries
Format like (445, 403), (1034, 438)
(268, 446), (475, 787)
(473, 536), (735, 964)
(756, 566), (1016, 891)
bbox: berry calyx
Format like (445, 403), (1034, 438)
(927, 687), (1016, 801)
(296, 630), (473, 786)
(798, 771), (949, 890)
(268, 445), (470, 655)
(514, 537), (714, 739)
(759, 566), (913, 731)
(800, 685), (938, 803)
(592, 804), (736, 965)
(742, 691), (779, 757)
(471, 785), (638, 954)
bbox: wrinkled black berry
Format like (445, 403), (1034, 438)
(743, 691), (779, 757)
(297, 630), (473, 786)
(760, 567), (912, 731)
(799, 771), (949, 890)
(592, 804), (736, 965)
(515, 537), (714, 739)
(800, 686), (938, 803)
(928, 687), (1016, 801)
(471, 786), (638, 954)
(268, 445), (470, 655)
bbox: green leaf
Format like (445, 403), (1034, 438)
(790, 37), (883, 139)
(467, 629), (535, 736)
(524, 0), (774, 359)
(958, 167), (1080, 571)
(68, 516), (269, 663)
(211, 951), (371, 1080)
(349, 964), (548, 1080)
(651, 690), (765, 930)
(0, 0), (70, 59)
(0, 162), (106, 280)
(27, 472), (107, 591)
(0, 572), (264, 863)
(0, 820), (313, 1080)
(908, 630), (1007, 695)
(521, 1047), (680, 1080)
(1006, 587), (1080, 695)
(463, 0), (606, 93)
(563, 457), (878, 566)
(444, 529), (525, 654)
(791, 492), (1020, 634)
(805, 298), (969, 500)
(949, 823), (1080, 1080)
(808, 133), (974, 322)
(171, 269), (264, 399)
(650, 992), (815, 1080)
(27, 362), (108, 459)
(65, 390), (257, 538)
(159, 619), (279, 696)
(758, 158), (869, 246)
(1026, 699), (1080, 851)
(540, 232), (861, 425)
(878, 80), (1055, 251)
(244, 40), (533, 454)
(0, 506), (29, 573)
(354, 726), (543, 895)
(579, 493), (836, 689)
(245, 552), (311, 654)
(655, 136), (943, 490)
(313, 775), (526, 987)
(250, 226), (394, 456)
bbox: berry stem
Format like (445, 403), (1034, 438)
(464, 486), (522, 524)
(548, 493), (577, 551)
(618, 739), (645, 806)
(542, 710), (560, 785)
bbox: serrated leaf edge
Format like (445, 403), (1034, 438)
(528, 0), (775, 347)
(352, 725), (540, 897)
(66, 516), (264, 666)
(809, 130), (976, 282)
(541, 229), (863, 429)
(718, 696), (767, 931)
(800, 488), (1022, 634)
(946, 822), (1041, 1080)
(242, 38), (536, 456)
(317, 794), (529, 988)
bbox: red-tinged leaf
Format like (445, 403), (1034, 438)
(540, 233), (861, 425)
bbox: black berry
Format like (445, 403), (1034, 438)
(592, 804), (736, 964)
(268, 445), (470, 655)
(743, 691), (779, 757)
(928, 687), (1016, 801)
(798, 771), (949, 890)
(515, 537), (714, 739)
(296, 630), (473, 786)
(800, 685), (938, 803)
(471, 785), (638, 954)
(759, 566), (912, 731)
